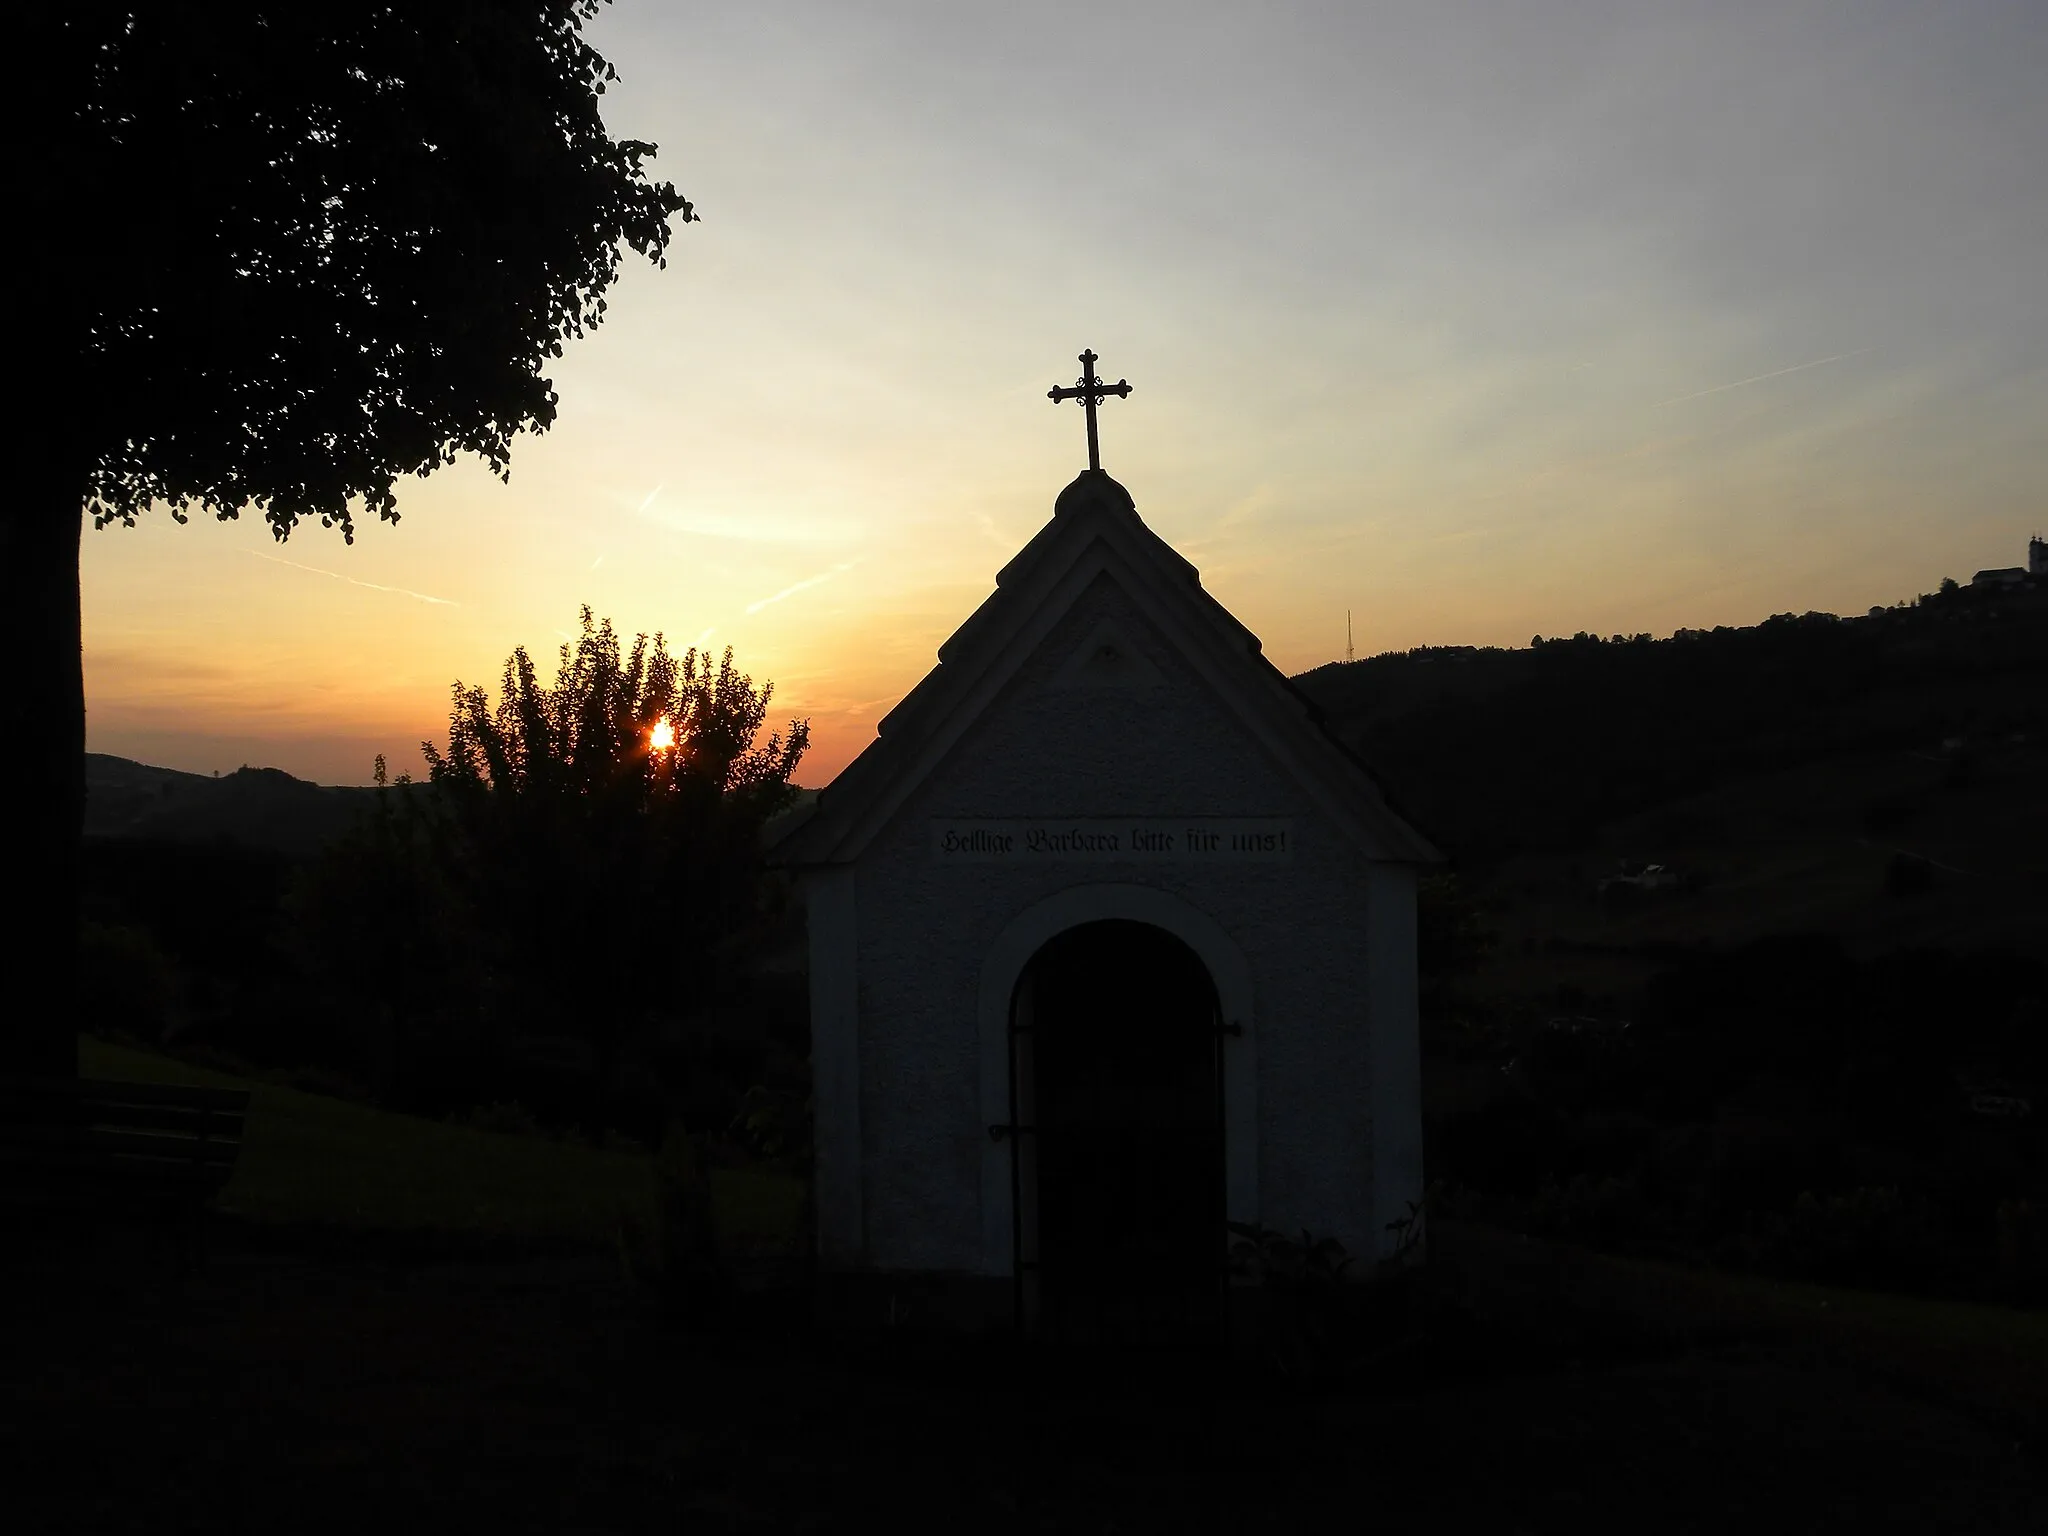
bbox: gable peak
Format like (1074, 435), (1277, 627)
(1054, 469), (1137, 520)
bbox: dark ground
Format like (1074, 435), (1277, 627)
(4, 1221), (2043, 1534)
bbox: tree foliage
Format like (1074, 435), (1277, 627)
(424, 608), (805, 808)
(297, 611), (807, 1126)
(53, 1), (692, 541)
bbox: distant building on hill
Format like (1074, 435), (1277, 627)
(1970, 536), (2045, 589)
(1972, 563), (2027, 588)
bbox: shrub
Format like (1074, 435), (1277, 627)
(1224, 1204), (1433, 1382)
(1226, 1223), (1355, 1288)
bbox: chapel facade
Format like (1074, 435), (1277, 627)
(770, 465), (1438, 1344)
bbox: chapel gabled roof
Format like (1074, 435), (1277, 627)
(771, 470), (1441, 867)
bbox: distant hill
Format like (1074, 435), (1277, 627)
(85, 754), (377, 858)
(1301, 583), (2045, 860)
(1295, 577), (2048, 990)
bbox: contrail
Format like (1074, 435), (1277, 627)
(635, 483), (665, 514)
(1649, 348), (1871, 409)
(744, 561), (857, 615)
(251, 551), (456, 606)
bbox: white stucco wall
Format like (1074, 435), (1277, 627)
(823, 572), (1420, 1277)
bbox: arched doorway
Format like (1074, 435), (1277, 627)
(1008, 919), (1225, 1348)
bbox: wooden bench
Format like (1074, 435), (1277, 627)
(0, 1074), (250, 1269)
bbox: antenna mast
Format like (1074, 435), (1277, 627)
(1346, 610), (1355, 664)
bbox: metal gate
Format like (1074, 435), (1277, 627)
(991, 925), (1231, 1351)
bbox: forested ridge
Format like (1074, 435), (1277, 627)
(1297, 578), (2048, 869)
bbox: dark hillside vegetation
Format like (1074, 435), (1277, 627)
(79, 761), (395, 1100)
(86, 754), (376, 857)
(1306, 578), (2048, 1306)
(1297, 578), (2048, 868)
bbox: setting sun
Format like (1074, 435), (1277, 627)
(649, 716), (675, 752)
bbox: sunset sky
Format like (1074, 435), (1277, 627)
(83, 1), (2047, 787)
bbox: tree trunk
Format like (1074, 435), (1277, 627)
(5, 486), (85, 1079)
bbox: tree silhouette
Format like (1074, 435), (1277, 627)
(424, 608), (806, 812)
(15, 4), (691, 1075)
(299, 609), (808, 1121)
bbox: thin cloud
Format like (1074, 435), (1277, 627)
(1217, 486), (1276, 532)
(691, 626), (717, 650)
(744, 561), (859, 615)
(635, 483), (665, 514)
(827, 694), (903, 717)
(589, 553), (606, 571)
(638, 504), (849, 546)
(1649, 349), (1872, 409)
(251, 551), (456, 606)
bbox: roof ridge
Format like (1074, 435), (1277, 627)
(778, 477), (1439, 866)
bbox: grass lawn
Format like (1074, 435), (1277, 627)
(14, 1234), (2048, 1532)
(11, 1041), (2040, 1528)
(61, 1037), (2045, 1454)
(76, 1035), (807, 1257)
(1433, 1218), (2048, 1446)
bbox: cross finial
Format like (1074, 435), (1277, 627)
(1048, 348), (1131, 472)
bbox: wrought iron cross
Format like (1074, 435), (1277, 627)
(1047, 349), (1131, 472)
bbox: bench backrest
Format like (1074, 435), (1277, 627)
(0, 1075), (251, 1194)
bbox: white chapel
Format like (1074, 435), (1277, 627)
(770, 358), (1439, 1343)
